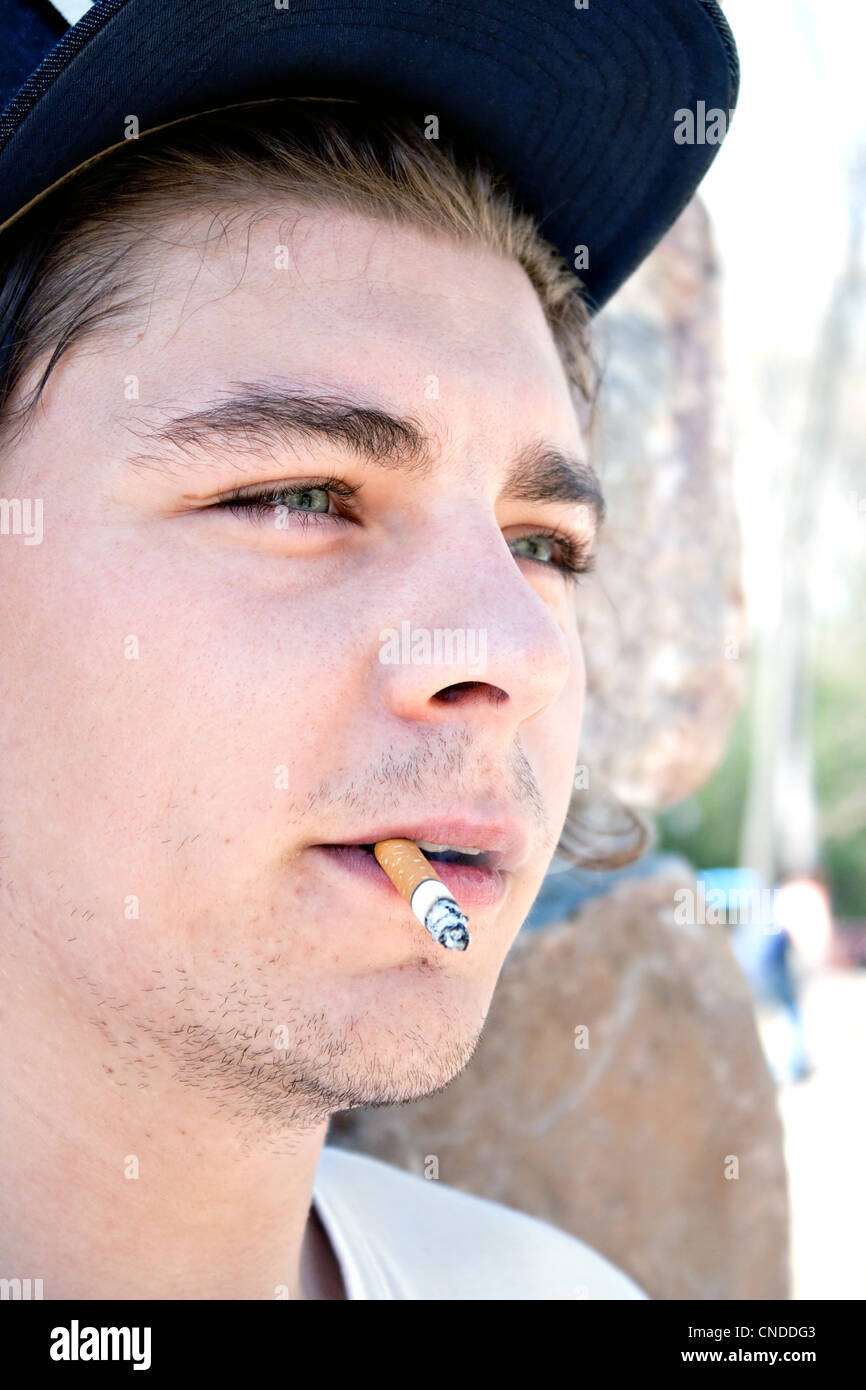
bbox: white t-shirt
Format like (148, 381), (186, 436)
(312, 1144), (649, 1300)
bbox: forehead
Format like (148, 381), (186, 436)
(139, 204), (584, 449)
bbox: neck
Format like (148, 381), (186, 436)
(0, 943), (337, 1300)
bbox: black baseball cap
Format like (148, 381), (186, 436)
(0, 0), (739, 313)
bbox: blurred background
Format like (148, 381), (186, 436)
(334, 0), (866, 1300)
(661, 0), (866, 1300)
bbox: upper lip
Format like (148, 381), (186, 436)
(317, 812), (531, 873)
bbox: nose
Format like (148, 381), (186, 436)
(375, 515), (578, 735)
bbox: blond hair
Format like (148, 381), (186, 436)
(0, 97), (595, 451)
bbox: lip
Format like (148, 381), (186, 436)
(313, 814), (531, 875)
(313, 843), (507, 910)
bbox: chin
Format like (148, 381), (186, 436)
(333, 1039), (480, 1110)
(324, 990), (486, 1108)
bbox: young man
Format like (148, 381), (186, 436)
(0, 1), (738, 1299)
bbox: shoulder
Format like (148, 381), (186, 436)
(315, 1144), (649, 1300)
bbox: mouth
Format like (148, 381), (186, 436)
(315, 816), (527, 870)
(311, 840), (511, 911)
(308, 815), (529, 913)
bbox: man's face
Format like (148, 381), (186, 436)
(0, 205), (597, 1125)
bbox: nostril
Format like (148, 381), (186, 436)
(433, 682), (507, 704)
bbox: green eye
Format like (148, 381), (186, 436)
(282, 487), (331, 512)
(213, 478), (359, 524)
(212, 482), (591, 587)
(507, 529), (595, 584)
(510, 535), (555, 563)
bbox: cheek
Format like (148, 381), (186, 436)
(533, 627), (586, 818)
(0, 541), (373, 989)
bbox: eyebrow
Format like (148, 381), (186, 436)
(122, 380), (605, 526)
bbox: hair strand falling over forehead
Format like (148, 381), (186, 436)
(0, 97), (597, 454)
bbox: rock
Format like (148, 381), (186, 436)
(574, 197), (747, 811)
(330, 875), (790, 1299)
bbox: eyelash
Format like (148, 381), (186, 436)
(213, 477), (596, 585)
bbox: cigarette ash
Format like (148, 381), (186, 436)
(425, 898), (471, 951)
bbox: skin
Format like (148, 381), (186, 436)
(0, 203), (598, 1299)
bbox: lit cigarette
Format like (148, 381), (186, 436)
(373, 839), (471, 951)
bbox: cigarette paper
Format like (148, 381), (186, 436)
(373, 839), (471, 951)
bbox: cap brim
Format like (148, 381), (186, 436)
(0, 0), (738, 311)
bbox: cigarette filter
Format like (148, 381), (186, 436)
(373, 839), (471, 951)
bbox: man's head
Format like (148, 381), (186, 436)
(0, 99), (616, 1134)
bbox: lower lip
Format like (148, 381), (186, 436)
(312, 844), (508, 910)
